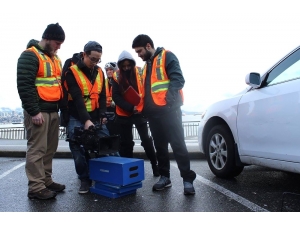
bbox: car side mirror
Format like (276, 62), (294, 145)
(245, 72), (261, 88)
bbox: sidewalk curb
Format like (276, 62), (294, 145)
(0, 151), (205, 160)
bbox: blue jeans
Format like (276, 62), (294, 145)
(67, 116), (115, 180)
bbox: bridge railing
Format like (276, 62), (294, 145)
(0, 121), (200, 140)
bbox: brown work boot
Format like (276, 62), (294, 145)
(46, 182), (66, 192)
(28, 188), (57, 200)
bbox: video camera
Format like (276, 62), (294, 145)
(67, 112), (120, 158)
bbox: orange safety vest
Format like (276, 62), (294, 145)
(105, 78), (113, 107)
(112, 67), (143, 117)
(69, 65), (104, 112)
(142, 49), (184, 106)
(27, 46), (63, 101)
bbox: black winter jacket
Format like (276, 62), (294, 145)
(112, 73), (148, 125)
(64, 55), (106, 124)
(17, 39), (62, 116)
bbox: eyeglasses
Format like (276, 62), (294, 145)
(88, 55), (101, 64)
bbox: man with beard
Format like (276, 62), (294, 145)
(111, 50), (159, 177)
(132, 34), (196, 195)
(17, 23), (66, 200)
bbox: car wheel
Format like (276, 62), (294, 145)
(205, 125), (244, 178)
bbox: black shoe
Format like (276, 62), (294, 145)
(28, 188), (57, 200)
(152, 164), (160, 177)
(152, 176), (172, 191)
(78, 180), (92, 194)
(46, 182), (66, 192)
(183, 181), (195, 195)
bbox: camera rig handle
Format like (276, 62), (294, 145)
(99, 112), (115, 124)
(100, 112), (115, 119)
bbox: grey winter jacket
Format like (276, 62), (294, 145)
(143, 47), (184, 117)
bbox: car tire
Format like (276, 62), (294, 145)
(205, 125), (244, 178)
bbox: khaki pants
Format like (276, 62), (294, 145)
(24, 110), (59, 193)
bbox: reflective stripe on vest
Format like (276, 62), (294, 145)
(70, 65), (104, 112)
(112, 67), (144, 117)
(142, 50), (184, 106)
(27, 46), (62, 101)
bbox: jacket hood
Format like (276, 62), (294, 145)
(153, 47), (164, 59)
(117, 50), (136, 68)
(26, 39), (39, 49)
(25, 39), (52, 57)
(71, 52), (83, 64)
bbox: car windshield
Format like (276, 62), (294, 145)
(266, 48), (300, 86)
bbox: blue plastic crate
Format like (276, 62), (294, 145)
(89, 156), (144, 186)
(90, 186), (137, 199)
(94, 181), (142, 193)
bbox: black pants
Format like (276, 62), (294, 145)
(106, 107), (120, 136)
(106, 119), (120, 136)
(117, 116), (157, 165)
(148, 109), (196, 182)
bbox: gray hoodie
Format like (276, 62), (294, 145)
(117, 50), (136, 68)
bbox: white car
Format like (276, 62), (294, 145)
(198, 46), (300, 178)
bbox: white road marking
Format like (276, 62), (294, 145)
(0, 162), (25, 180)
(170, 162), (269, 212)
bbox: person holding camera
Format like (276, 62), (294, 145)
(112, 50), (159, 177)
(63, 41), (109, 194)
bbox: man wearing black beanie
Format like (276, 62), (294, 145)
(17, 23), (66, 200)
(42, 23), (65, 42)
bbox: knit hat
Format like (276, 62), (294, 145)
(105, 62), (118, 71)
(42, 23), (65, 41)
(84, 41), (102, 52)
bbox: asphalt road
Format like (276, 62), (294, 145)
(1, 156), (300, 213)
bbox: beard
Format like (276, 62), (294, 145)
(44, 42), (55, 57)
(143, 48), (152, 61)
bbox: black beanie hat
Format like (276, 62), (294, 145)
(84, 41), (102, 52)
(42, 23), (65, 41)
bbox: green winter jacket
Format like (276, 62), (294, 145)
(17, 39), (61, 116)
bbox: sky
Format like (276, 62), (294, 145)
(1, 0), (300, 113)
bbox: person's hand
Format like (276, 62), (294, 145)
(84, 120), (94, 130)
(133, 106), (139, 114)
(166, 90), (175, 108)
(102, 118), (107, 124)
(32, 112), (45, 126)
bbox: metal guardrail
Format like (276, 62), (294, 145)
(0, 127), (27, 139)
(0, 121), (200, 140)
